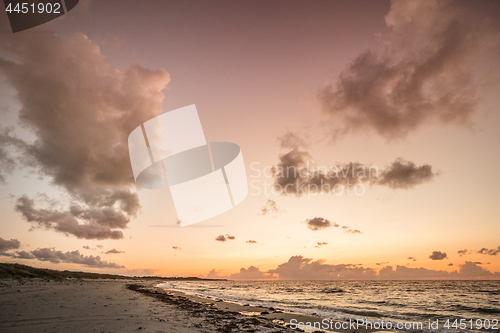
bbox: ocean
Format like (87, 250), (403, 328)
(159, 280), (499, 332)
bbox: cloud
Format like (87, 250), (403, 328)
(268, 255), (377, 280)
(429, 251), (448, 260)
(344, 228), (363, 234)
(378, 265), (451, 279)
(448, 263), (454, 266)
(172, 246), (182, 251)
(317, 242), (328, 246)
(246, 240), (257, 244)
(206, 269), (223, 279)
(9, 247), (124, 268)
(272, 149), (371, 196)
(82, 246), (91, 250)
(215, 235), (226, 242)
(458, 249), (471, 256)
(104, 248), (125, 254)
(0, 237), (21, 252)
(229, 266), (272, 280)
(272, 149), (436, 196)
(210, 256), (499, 280)
(377, 262), (497, 279)
(259, 199), (280, 218)
(0, 131), (16, 183)
(0, 30), (170, 239)
(215, 234), (235, 242)
(304, 217), (338, 231)
(317, 0), (498, 140)
(407, 256), (417, 261)
(125, 268), (156, 277)
(477, 246), (500, 256)
(376, 262), (389, 266)
(15, 196), (125, 240)
(376, 158), (435, 189)
(277, 131), (308, 150)
(13, 250), (35, 259)
(456, 261), (494, 277)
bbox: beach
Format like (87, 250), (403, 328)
(0, 278), (383, 333)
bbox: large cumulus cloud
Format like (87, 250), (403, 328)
(0, 30), (170, 239)
(317, 0), (498, 140)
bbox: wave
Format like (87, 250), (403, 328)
(321, 288), (344, 294)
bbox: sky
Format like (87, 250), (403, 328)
(0, 0), (500, 280)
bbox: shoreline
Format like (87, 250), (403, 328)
(143, 282), (393, 333)
(0, 278), (396, 332)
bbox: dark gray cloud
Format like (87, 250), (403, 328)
(246, 240), (257, 244)
(259, 199), (280, 218)
(429, 251), (448, 260)
(104, 248), (125, 254)
(272, 149), (436, 196)
(0, 237), (21, 252)
(317, 1), (497, 140)
(225, 234), (235, 240)
(13, 250), (35, 259)
(15, 196), (125, 240)
(376, 158), (435, 189)
(10, 247), (124, 268)
(407, 257), (417, 261)
(477, 246), (500, 256)
(215, 235), (226, 242)
(448, 263), (454, 266)
(0, 30), (170, 240)
(304, 217), (338, 231)
(172, 246), (182, 251)
(228, 266), (272, 280)
(277, 131), (308, 150)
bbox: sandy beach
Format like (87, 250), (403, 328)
(0, 279), (391, 333)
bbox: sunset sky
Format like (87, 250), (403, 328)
(1, 0), (499, 279)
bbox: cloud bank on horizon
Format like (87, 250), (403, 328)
(0, 0), (498, 279)
(0, 30), (170, 240)
(206, 255), (500, 280)
(1, 244), (123, 269)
